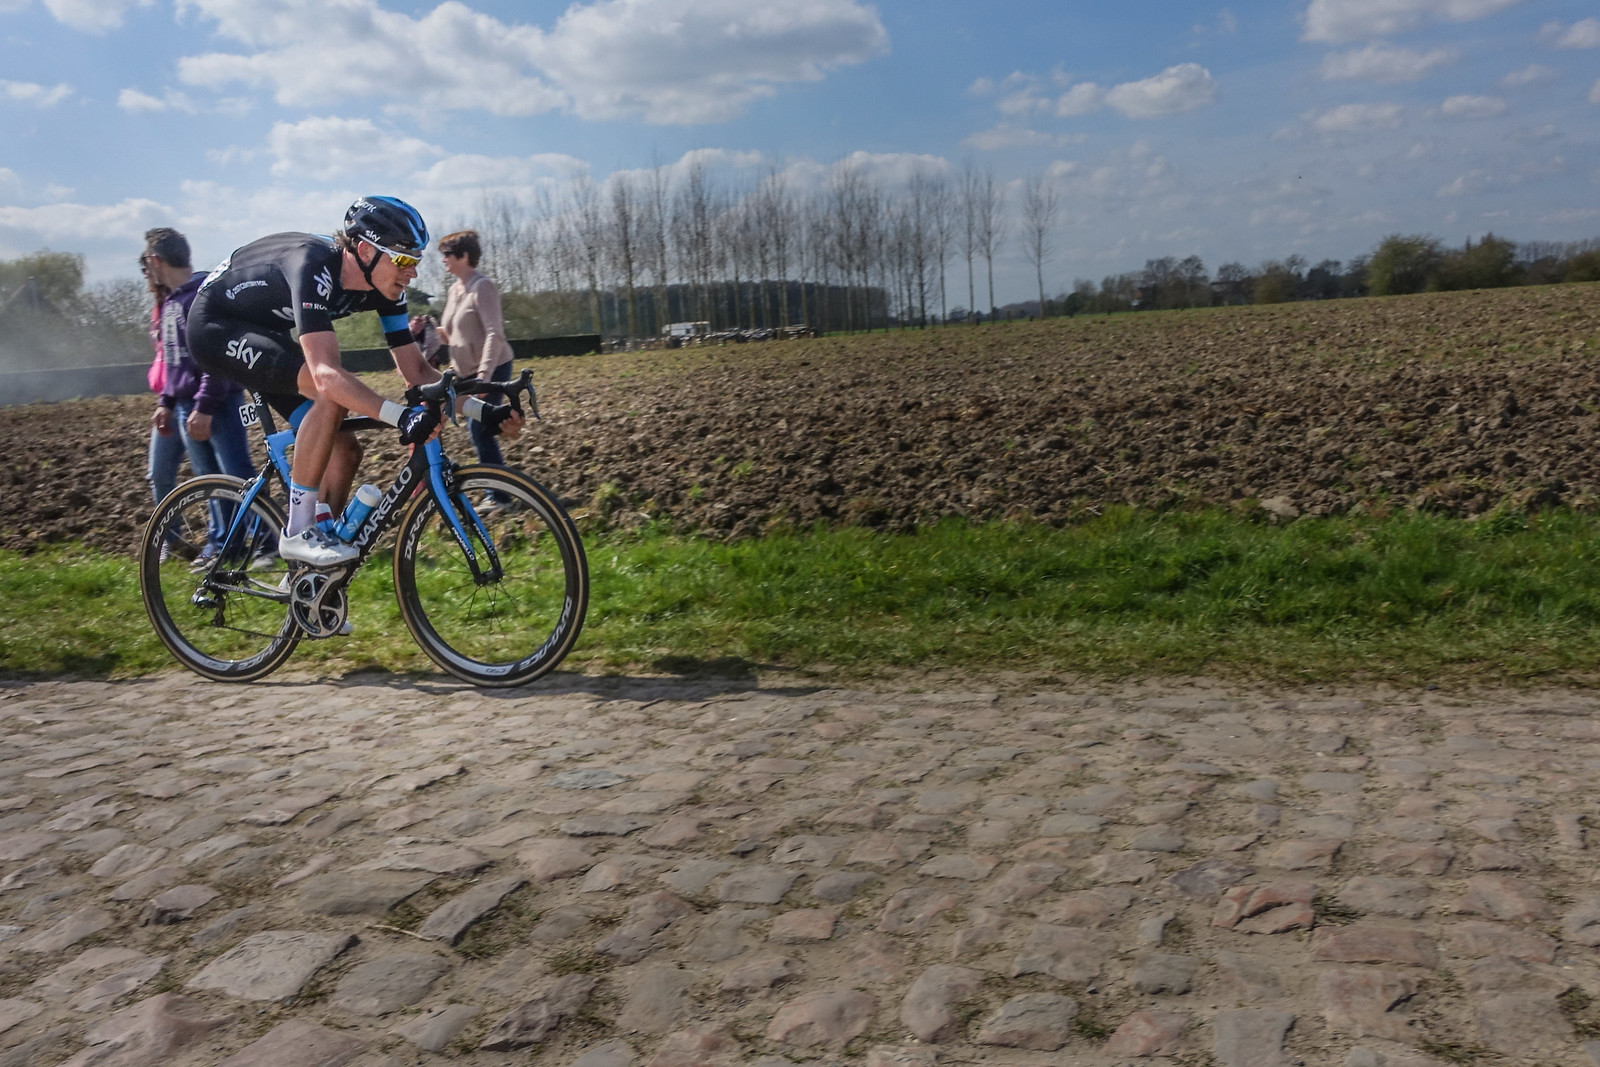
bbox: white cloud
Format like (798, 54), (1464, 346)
(962, 125), (1086, 151)
(0, 80), (73, 107)
(1440, 94), (1506, 118)
(0, 198), (169, 242)
(1302, 0), (1525, 43)
(1320, 43), (1455, 81)
(410, 152), (591, 193)
(986, 63), (1214, 123)
(266, 117), (443, 180)
(998, 88), (1045, 116)
(174, 0), (887, 125)
(1501, 64), (1557, 87)
(1054, 82), (1106, 117)
(1103, 63), (1216, 118)
(1541, 18), (1600, 48)
(117, 87), (199, 113)
(535, 0), (890, 123)
(1309, 102), (1404, 131)
(39, 0), (152, 33)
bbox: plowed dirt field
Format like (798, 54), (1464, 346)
(4, 283), (1598, 556)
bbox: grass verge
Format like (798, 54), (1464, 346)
(7, 506), (1600, 686)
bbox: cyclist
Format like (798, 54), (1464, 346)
(188, 196), (521, 567)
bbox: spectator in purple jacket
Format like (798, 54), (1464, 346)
(142, 228), (257, 564)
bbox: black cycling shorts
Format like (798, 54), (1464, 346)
(188, 289), (307, 422)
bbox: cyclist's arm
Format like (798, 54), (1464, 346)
(376, 301), (440, 389)
(299, 330), (388, 420)
(388, 338), (441, 389)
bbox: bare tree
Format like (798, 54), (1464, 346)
(644, 157), (672, 333)
(1021, 172), (1058, 316)
(927, 171), (955, 324)
(609, 171), (640, 340)
(905, 164), (940, 326)
(673, 158), (716, 325)
(569, 177), (606, 335)
(960, 163), (981, 322)
(975, 168), (1006, 321)
(758, 167), (794, 327)
(828, 160), (868, 331)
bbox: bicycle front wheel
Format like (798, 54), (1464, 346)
(394, 465), (588, 686)
(140, 475), (299, 682)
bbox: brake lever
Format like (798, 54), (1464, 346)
(443, 379), (459, 426)
(513, 370), (539, 421)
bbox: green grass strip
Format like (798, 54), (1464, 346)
(6, 507), (1600, 685)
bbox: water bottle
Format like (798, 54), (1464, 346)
(334, 484), (381, 542)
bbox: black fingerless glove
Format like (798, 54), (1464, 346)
(397, 405), (439, 445)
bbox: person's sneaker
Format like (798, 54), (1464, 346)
(188, 551), (218, 574)
(249, 546), (279, 571)
(278, 526), (359, 568)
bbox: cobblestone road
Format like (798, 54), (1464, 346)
(0, 672), (1598, 1066)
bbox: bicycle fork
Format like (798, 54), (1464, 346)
(424, 438), (505, 587)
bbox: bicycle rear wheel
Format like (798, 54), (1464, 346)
(394, 465), (588, 686)
(140, 475), (299, 682)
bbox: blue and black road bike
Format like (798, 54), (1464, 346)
(139, 371), (588, 686)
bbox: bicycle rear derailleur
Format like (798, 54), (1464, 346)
(288, 565), (350, 639)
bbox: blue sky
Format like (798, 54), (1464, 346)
(1, 0), (1597, 306)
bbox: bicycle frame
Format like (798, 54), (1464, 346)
(206, 384), (511, 599)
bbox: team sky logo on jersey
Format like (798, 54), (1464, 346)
(225, 279), (267, 300)
(314, 267), (333, 300)
(272, 308), (295, 322)
(225, 337), (261, 369)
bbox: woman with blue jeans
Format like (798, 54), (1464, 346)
(143, 228), (256, 561)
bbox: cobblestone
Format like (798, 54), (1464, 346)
(3, 675), (1600, 1063)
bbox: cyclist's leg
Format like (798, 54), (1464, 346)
(320, 429), (364, 519)
(286, 383), (349, 534)
(189, 314), (356, 566)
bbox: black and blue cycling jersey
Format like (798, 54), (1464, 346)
(195, 232), (410, 343)
(187, 232), (411, 416)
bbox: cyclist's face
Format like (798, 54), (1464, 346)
(370, 247), (417, 300)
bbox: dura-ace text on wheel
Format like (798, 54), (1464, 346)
(139, 474), (299, 682)
(394, 465), (587, 686)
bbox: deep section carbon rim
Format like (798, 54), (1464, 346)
(139, 475), (298, 681)
(394, 466), (587, 686)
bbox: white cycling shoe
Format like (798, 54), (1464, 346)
(278, 526), (359, 568)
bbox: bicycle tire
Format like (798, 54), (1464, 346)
(393, 465), (588, 686)
(140, 474), (300, 682)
